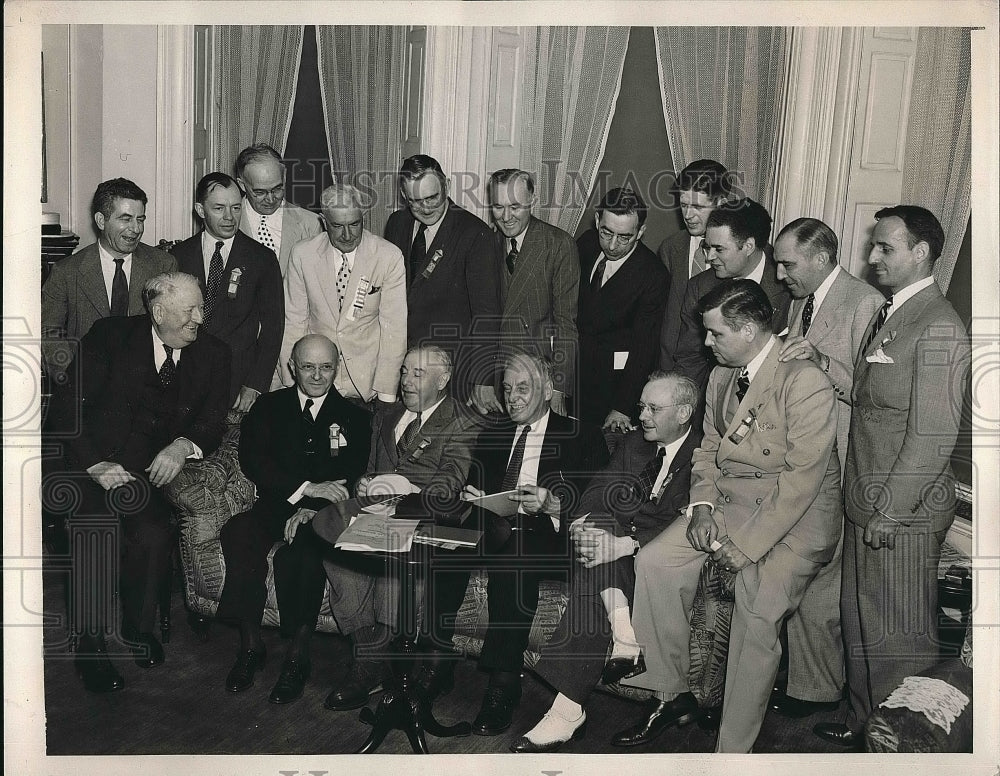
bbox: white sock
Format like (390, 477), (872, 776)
(606, 604), (641, 659)
(525, 693), (584, 744)
(551, 692), (584, 722)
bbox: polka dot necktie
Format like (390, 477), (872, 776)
(204, 241), (225, 325)
(336, 251), (351, 311)
(800, 293), (815, 336)
(159, 345), (176, 387)
(257, 214), (276, 253)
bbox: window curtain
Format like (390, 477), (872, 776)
(653, 27), (789, 216)
(520, 27), (630, 234)
(315, 26), (406, 235)
(901, 27), (971, 294)
(212, 26), (305, 176)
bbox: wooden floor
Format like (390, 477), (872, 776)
(42, 559), (853, 756)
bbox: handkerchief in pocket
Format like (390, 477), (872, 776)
(866, 347), (894, 364)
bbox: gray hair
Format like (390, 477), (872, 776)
(142, 271), (200, 312)
(320, 183), (367, 213)
(647, 370), (700, 410)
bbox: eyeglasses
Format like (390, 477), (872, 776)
(598, 226), (637, 246)
(250, 184), (285, 199)
(636, 402), (686, 414)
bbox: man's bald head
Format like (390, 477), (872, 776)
(290, 335), (340, 398)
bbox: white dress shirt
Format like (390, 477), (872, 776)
(200, 232), (236, 277)
(885, 275), (935, 322)
(588, 243), (639, 286)
(393, 395), (446, 443)
(245, 200), (284, 255)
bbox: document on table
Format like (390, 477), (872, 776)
(466, 489), (521, 517)
(335, 513), (421, 553)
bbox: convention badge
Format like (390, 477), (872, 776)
(227, 267), (242, 299)
(421, 249), (444, 279)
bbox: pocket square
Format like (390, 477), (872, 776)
(866, 348), (894, 364)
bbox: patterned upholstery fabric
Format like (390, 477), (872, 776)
(687, 559), (737, 708)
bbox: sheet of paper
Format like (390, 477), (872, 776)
(467, 489), (521, 517)
(335, 513), (421, 553)
(613, 351), (629, 370)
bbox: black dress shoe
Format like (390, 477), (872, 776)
(813, 722), (862, 749)
(601, 653), (646, 685)
(611, 692), (702, 747)
(473, 684), (521, 736)
(127, 632), (165, 668)
(771, 690), (840, 718)
(75, 640), (125, 694)
(268, 657), (311, 704)
(510, 714), (587, 753)
(225, 646), (267, 693)
(324, 660), (383, 710)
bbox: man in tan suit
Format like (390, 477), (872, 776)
(769, 218), (884, 719)
(279, 184), (407, 406)
(613, 279), (841, 753)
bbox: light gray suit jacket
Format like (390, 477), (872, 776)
(786, 267), (884, 473)
(239, 200), (323, 277)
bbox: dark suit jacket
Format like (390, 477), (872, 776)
(577, 427), (700, 547)
(498, 216), (580, 396)
(845, 283), (970, 532)
(674, 254), (791, 389)
(55, 314), (231, 473)
(576, 229), (669, 424)
(657, 230), (706, 371)
(238, 386), (372, 519)
(41, 241), (177, 376)
(173, 231), (284, 400)
(467, 411), (609, 536)
(384, 201), (504, 394)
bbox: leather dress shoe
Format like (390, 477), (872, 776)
(611, 692), (702, 747)
(473, 684), (521, 736)
(127, 632), (165, 668)
(225, 646), (267, 693)
(813, 722), (862, 749)
(268, 657), (311, 704)
(601, 653), (646, 685)
(510, 711), (587, 753)
(75, 639), (125, 693)
(770, 690), (840, 718)
(324, 660), (383, 710)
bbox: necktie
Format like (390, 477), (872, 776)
(159, 345), (176, 387)
(691, 239), (707, 276)
(501, 424), (531, 491)
(335, 251), (351, 311)
(800, 293), (815, 336)
(110, 258), (129, 316)
(204, 240), (225, 324)
(590, 256), (608, 294)
(506, 238), (519, 275)
(396, 412), (422, 458)
(410, 222), (427, 283)
(257, 214), (277, 253)
(863, 297), (893, 353)
(302, 398), (315, 423)
(735, 367), (750, 403)
(635, 447), (666, 501)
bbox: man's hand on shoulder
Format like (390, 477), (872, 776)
(777, 335), (827, 369)
(146, 439), (193, 487)
(87, 461), (136, 491)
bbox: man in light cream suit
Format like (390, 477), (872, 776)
(613, 279), (841, 753)
(279, 184), (407, 407)
(769, 218), (884, 719)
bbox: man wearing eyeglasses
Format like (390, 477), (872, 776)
(384, 154), (504, 411)
(236, 143), (323, 278)
(576, 187), (669, 431)
(279, 184), (407, 409)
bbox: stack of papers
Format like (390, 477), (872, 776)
(466, 490), (521, 517)
(335, 513), (421, 553)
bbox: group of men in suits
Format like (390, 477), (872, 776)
(42, 146), (968, 757)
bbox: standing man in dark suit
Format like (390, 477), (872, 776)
(215, 334), (371, 704)
(815, 206), (970, 748)
(383, 154), (504, 410)
(576, 187), (669, 430)
(51, 272), (230, 692)
(613, 280), (841, 752)
(767, 218), (884, 720)
(416, 353), (609, 736)
(511, 372), (701, 752)
(322, 345), (478, 711)
(490, 169), (580, 416)
(173, 172), (284, 412)
(658, 159), (731, 372)
(673, 198), (790, 391)
(42, 178), (176, 380)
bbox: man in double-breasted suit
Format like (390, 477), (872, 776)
(384, 154), (504, 408)
(614, 279), (841, 753)
(280, 184), (407, 406)
(673, 199), (790, 393)
(322, 345), (479, 711)
(42, 178), (176, 380)
(511, 372), (702, 752)
(50, 272), (230, 692)
(576, 187), (669, 430)
(490, 169), (580, 416)
(173, 172), (284, 411)
(767, 218), (885, 719)
(815, 206), (970, 748)
(658, 159), (731, 371)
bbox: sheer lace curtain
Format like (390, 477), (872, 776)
(212, 26), (305, 176)
(520, 27), (630, 234)
(901, 27), (971, 294)
(653, 27), (789, 215)
(316, 26), (406, 235)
